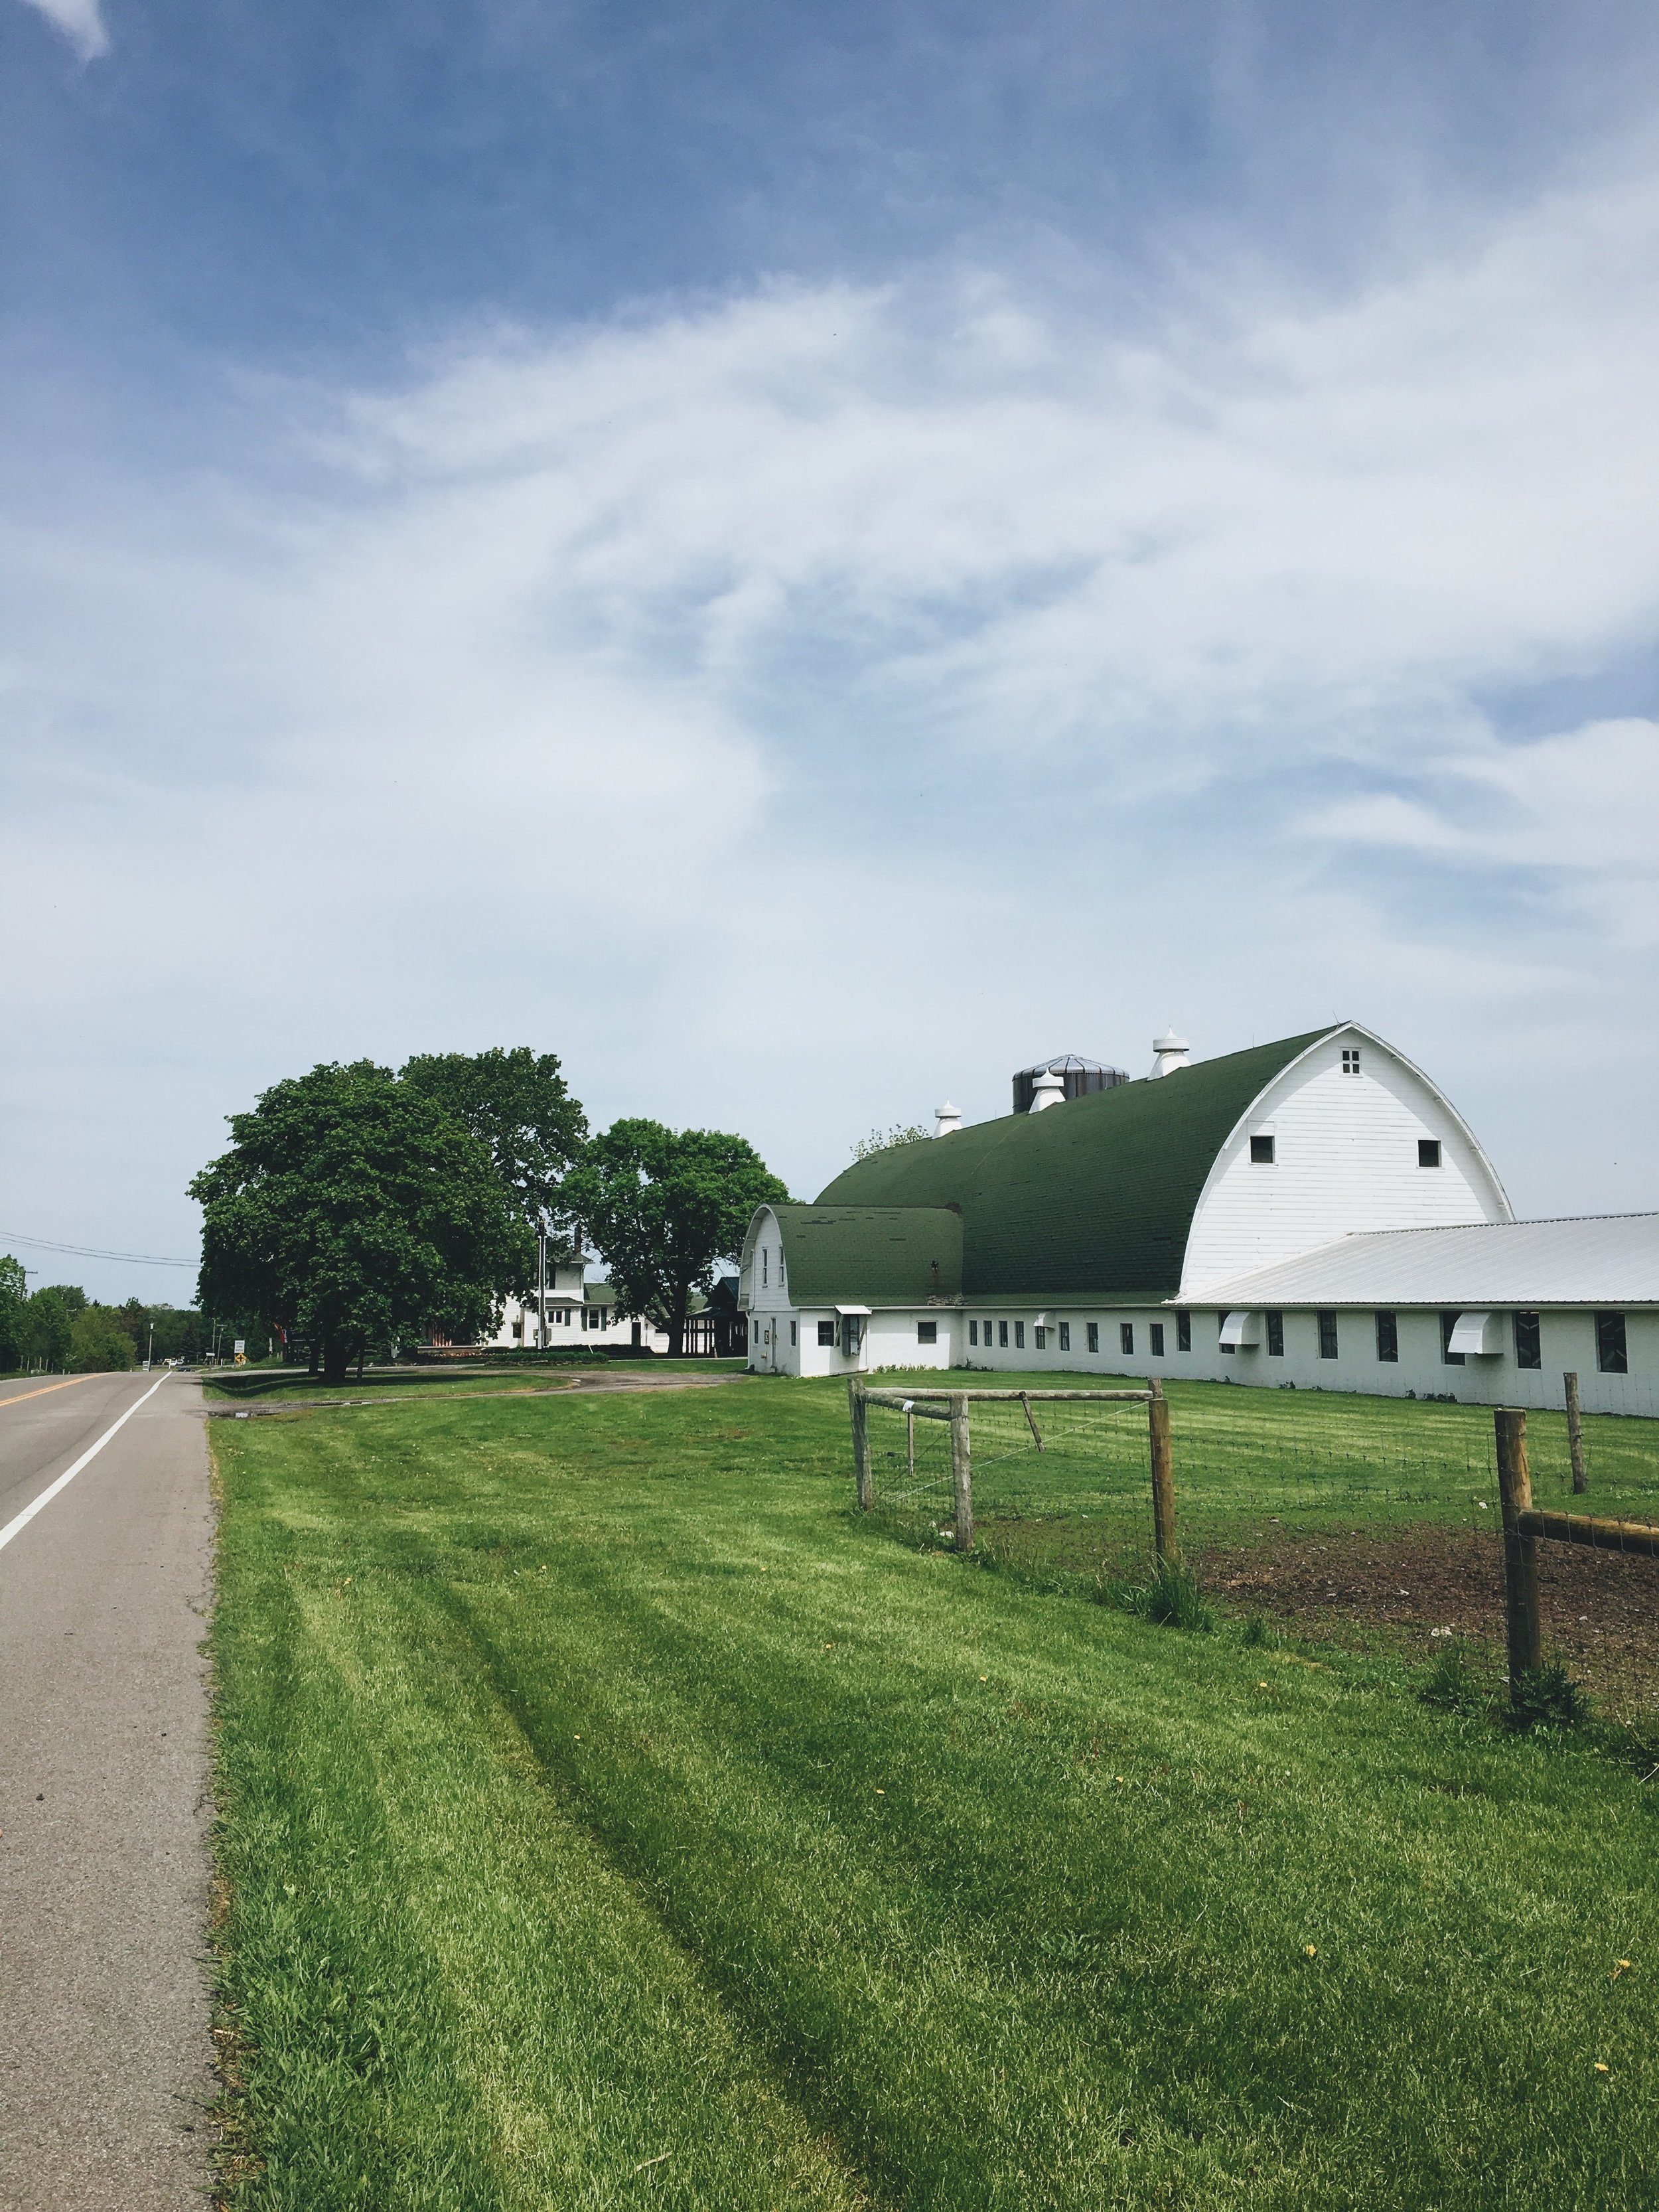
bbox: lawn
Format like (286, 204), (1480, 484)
(210, 1372), (1659, 2209)
(202, 1359), (745, 1407)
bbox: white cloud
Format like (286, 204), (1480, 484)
(16, 0), (108, 60)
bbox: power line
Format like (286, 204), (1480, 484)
(0, 1229), (196, 1268)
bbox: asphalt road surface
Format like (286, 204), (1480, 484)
(0, 1372), (214, 2211)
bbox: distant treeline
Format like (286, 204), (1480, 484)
(0, 1258), (238, 1374)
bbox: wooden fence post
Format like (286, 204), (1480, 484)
(1564, 1371), (1587, 1495)
(1147, 1379), (1177, 1564)
(1495, 1407), (1541, 1690)
(950, 1392), (973, 1554)
(850, 1378), (873, 1511)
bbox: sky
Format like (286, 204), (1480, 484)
(3, 0), (1659, 1303)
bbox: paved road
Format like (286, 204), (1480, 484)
(0, 1372), (214, 2211)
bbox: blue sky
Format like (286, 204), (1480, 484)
(4, 0), (1659, 1300)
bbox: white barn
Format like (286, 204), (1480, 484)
(739, 1022), (1658, 1416)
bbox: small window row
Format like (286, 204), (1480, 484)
(1250, 1133), (1441, 1167)
(1216, 1308), (1631, 1373)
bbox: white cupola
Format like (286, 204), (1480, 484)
(934, 1102), (962, 1137)
(1149, 1028), (1191, 1078)
(1028, 1064), (1066, 1112)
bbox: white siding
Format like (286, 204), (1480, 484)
(1180, 1031), (1510, 1297)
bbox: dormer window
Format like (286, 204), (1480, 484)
(1341, 1048), (1362, 1075)
(1418, 1139), (1441, 1167)
(1250, 1134), (1275, 1165)
(760, 1247), (768, 1286)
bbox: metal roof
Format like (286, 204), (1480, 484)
(1189, 1214), (1659, 1309)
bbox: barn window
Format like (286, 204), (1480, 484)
(841, 1314), (863, 1357)
(969, 1319), (978, 1345)
(998, 1320), (1009, 1349)
(917, 1321), (937, 1345)
(1014, 1321), (1025, 1349)
(1035, 1326), (1046, 1350)
(1218, 1315), (1234, 1357)
(1086, 1321), (1100, 1354)
(1419, 1139), (1442, 1167)
(1149, 1321), (1165, 1357)
(817, 1320), (836, 1346)
(1376, 1311), (1398, 1363)
(1250, 1134), (1275, 1164)
(1597, 1313), (1628, 1375)
(1342, 1048), (1362, 1074)
(1266, 1311), (1284, 1357)
(790, 1320), (798, 1346)
(1177, 1311), (1191, 1353)
(1514, 1313), (1540, 1370)
(1120, 1322), (1135, 1356)
(1439, 1312), (1465, 1367)
(1318, 1311), (1339, 1360)
(761, 1247), (768, 1286)
(1058, 1322), (1071, 1351)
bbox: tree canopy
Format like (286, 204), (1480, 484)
(399, 1048), (587, 1232)
(190, 1061), (534, 1383)
(568, 1120), (789, 1357)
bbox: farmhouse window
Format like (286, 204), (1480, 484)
(1177, 1311), (1191, 1353)
(1597, 1312), (1628, 1375)
(1514, 1312), (1541, 1369)
(790, 1320), (798, 1346)
(1035, 1326), (1046, 1350)
(917, 1321), (937, 1345)
(1250, 1134), (1275, 1164)
(998, 1320), (1009, 1349)
(1318, 1311), (1339, 1360)
(817, 1320), (836, 1346)
(1014, 1321), (1025, 1349)
(1342, 1048), (1362, 1074)
(1375, 1311), (1398, 1363)
(1149, 1321), (1165, 1357)
(1087, 1321), (1100, 1353)
(1059, 1321), (1071, 1351)
(1266, 1311), (1285, 1357)
(1419, 1139), (1442, 1167)
(1120, 1322), (1135, 1356)
(1439, 1313), (1465, 1366)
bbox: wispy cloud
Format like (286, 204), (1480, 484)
(15, 0), (108, 61)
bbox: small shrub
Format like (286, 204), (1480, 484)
(1418, 1641), (1489, 1715)
(1242, 1612), (1277, 1649)
(1508, 1661), (1589, 1732)
(1114, 1559), (1212, 1632)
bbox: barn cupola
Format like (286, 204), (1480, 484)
(934, 1101), (962, 1137)
(1027, 1064), (1066, 1112)
(1149, 1028), (1190, 1078)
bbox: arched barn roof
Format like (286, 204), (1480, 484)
(815, 1029), (1336, 1298)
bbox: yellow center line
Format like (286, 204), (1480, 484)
(0, 1374), (109, 1411)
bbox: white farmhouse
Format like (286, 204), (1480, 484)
(487, 1254), (672, 1353)
(739, 1022), (1658, 1415)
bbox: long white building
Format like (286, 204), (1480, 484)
(739, 1021), (1658, 1414)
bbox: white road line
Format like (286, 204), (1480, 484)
(0, 1372), (171, 1556)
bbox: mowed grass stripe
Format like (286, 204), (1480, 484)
(213, 1383), (1659, 2209)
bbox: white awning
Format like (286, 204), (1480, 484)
(1218, 1309), (1262, 1348)
(1447, 1311), (1504, 1357)
(835, 1304), (873, 1316)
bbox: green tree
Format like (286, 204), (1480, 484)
(190, 1061), (534, 1385)
(850, 1123), (932, 1161)
(70, 1307), (137, 1372)
(0, 1254), (26, 1372)
(20, 1286), (76, 1371)
(568, 1121), (789, 1358)
(399, 1048), (587, 1231)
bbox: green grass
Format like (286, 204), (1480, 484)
(202, 1359), (743, 1406)
(211, 1374), (1659, 2209)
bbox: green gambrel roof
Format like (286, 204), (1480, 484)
(814, 1031), (1336, 1297)
(770, 1205), (964, 1303)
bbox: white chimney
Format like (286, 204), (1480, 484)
(934, 1102), (962, 1138)
(1028, 1064), (1066, 1112)
(1149, 1028), (1190, 1078)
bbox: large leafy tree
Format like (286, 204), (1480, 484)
(569, 1121), (789, 1357)
(190, 1061), (534, 1384)
(399, 1049), (587, 1233)
(0, 1255), (25, 1372)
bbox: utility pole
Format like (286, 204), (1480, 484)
(145, 1322), (155, 1372)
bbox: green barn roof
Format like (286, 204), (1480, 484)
(769, 1205), (964, 1304)
(814, 1030), (1335, 1297)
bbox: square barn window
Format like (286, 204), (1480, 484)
(1439, 1313), (1465, 1367)
(1514, 1312), (1541, 1370)
(1375, 1311), (1398, 1363)
(1120, 1322), (1135, 1356)
(1342, 1048), (1362, 1074)
(917, 1320), (937, 1345)
(1266, 1311), (1284, 1357)
(1318, 1311), (1339, 1360)
(1058, 1321), (1071, 1351)
(1149, 1321), (1165, 1357)
(1086, 1321), (1100, 1354)
(1419, 1138), (1442, 1168)
(1177, 1311), (1191, 1353)
(1597, 1313), (1628, 1375)
(817, 1320), (836, 1346)
(1250, 1134), (1275, 1164)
